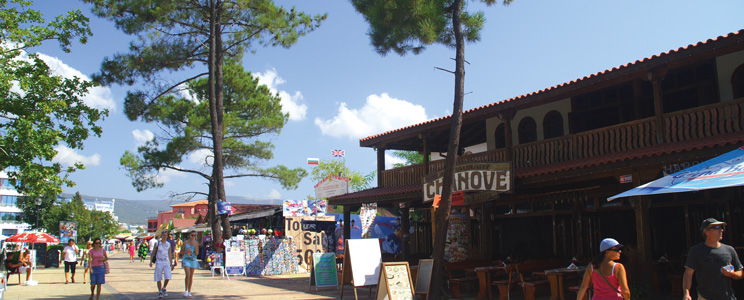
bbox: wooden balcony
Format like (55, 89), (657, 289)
(379, 98), (744, 188)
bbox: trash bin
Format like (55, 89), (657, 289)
(45, 249), (60, 268)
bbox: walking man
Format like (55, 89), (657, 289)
(150, 232), (175, 298)
(683, 218), (743, 300)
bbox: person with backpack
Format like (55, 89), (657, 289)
(150, 231), (175, 298)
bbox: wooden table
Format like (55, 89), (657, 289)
(473, 265), (506, 299)
(540, 267), (585, 300)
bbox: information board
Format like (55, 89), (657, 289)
(375, 262), (414, 300)
(225, 246), (245, 275)
(414, 259), (433, 298)
(311, 252), (339, 288)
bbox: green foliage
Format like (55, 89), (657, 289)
(120, 61), (307, 191)
(17, 192), (118, 240)
(0, 0), (107, 198)
(350, 0), (510, 55)
(390, 150), (425, 168)
(308, 159), (375, 194)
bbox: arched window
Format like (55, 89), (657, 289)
(733, 64), (744, 99)
(494, 123), (506, 149)
(543, 110), (564, 139)
(518, 117), (537, 144)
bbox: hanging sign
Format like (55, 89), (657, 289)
(374, 262), (415, 300)
(422, 163), (512, 202)
(315, 175), (350, 199)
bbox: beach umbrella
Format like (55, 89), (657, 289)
(6, 232), (60, 244)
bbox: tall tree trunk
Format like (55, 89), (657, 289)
(214, 1), (232, 240)
(430, 0), (466, 299)
(207, 0), (224, 244)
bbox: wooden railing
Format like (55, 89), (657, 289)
(379, 98), (744, 188)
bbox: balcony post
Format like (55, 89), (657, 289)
(422, 136), (430, 175)
(501, 111), (515, 161)
(377, 147), (385, 187)
(651, 77), (667, 145)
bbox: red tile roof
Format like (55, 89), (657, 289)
(329, 184), (421, 202)
(171, 200), (208, 207)
(360, 29), (744, 143)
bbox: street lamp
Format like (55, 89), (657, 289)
(34, 198), (42, 230)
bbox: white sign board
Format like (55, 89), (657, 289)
(347, 239), (382, 286)
(315, 175), (350, 199)
(225, 246), (246, 275)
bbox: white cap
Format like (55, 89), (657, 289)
(599, 238), (623, 252)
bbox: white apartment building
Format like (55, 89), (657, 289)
(0, 171), (32, 237)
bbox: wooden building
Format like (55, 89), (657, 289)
(328, 29), (744, 266)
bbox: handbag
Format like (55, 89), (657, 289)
(104, 261), (110, 274)
(151, 242), (159, 263)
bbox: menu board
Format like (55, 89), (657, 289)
(375, 262), (414, 300)
(414, 259), (433, 296)
(311, 252), (339, 288)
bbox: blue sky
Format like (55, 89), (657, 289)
(28, 0), (744, 203)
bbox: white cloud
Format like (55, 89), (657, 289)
(314, 93), (428, 140)
(267, 189), (282, 199)
(38, 53), (117, 111)
(177, 83), (197, 103)
(131, 129), (154, 147)
(255, 68), (307, 121)
(53, 145), (101, 166)
(384, 153), (407, 170)
(187, 149), (214, 166)
(155, 167), (187, 184)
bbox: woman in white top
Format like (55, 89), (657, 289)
(63, 239), (80, 284)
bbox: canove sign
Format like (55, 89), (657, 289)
(423, 162), (512, 202)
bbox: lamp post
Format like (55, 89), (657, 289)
(34, 198), (42, 230)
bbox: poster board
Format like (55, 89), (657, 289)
(374, 262), (415, 300)
(225, 246), (246, 276)
(59, 221), (77, 245)
(285, 216), (335, 271)
(340, 239), (382, 300)
(414, 259), (433, 298)
(310, 252), (339, 289)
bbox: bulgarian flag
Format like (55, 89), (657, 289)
(307, 158), (319, 165)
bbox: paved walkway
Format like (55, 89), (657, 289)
(1, 251), (379, 300)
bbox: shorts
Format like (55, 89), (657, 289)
(154, 262), (172, 281)
(90, 266), (105, 285)
(64, 261), (77, 273)
(84, 261), (89, 268)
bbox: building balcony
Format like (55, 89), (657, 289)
(379, 98), (744, 188)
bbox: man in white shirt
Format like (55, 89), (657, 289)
(150, 232), (175, 298)
(62, 239), (79, 284)
(149, 237), (157, 254)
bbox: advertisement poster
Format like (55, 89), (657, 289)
(312, 252), (339, 288)
(444, 214), (468, 262)
(360, 203), (377, 238)
(285, 216), (335, 270)
(282, 200), (327, 217)
(59, 221), (77, 244)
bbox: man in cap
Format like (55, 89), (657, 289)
(683, 218), (743, 300)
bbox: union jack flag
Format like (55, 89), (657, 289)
(332, 149), (345, 157)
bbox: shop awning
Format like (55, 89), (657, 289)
(608, 145), (744, 201)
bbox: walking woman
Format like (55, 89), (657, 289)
(181, 231), (200, 298)
(577, 238), (631, 300)
(138, 240), (148, 262)
(81, 241), (93, 284)
(63, 239), (80, 284)
(129, 241), (136, 263)
(88, 237), (108, 300)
